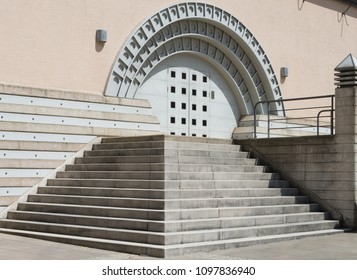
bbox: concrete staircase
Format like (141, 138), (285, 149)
(0, 135), (343, 257)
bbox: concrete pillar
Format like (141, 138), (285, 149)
(334, 53), (357, 229)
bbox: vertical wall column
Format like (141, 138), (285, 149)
(334, 54), (357, 229)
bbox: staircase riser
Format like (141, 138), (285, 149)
(27, 195), (309, 209)
(84, 149), (247, 158)
(46, 179), (289, 189)
(164, 222), (339, 245)
(164, 230), (343, 257)
(165, 197), (310, 210)
(0, 229), (165, 257)
(75, 157), (256, 165)
(65, 164), (264, 173)
(7, 212), (165, 232)
(0, 220), (338, 245)
(18, 203), (321, 221)
(37, 187), (299, 199)
(27, 195), (165, 209)
(17, 203), (165, 220)
(93, 141), (242, 152)
(55, 171), (278, 181)
(0, 220), (165, 244)
(166, 205), (322, 220)
(7, 211), (329, 233)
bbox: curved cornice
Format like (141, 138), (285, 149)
(104, 2), (283, 115)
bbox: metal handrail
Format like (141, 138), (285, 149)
(317, 109), (335, 136)
(253, 95), (335, 138)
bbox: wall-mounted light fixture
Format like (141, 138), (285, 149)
(280, 67), (289, 78)
(96, 29), (107, 43)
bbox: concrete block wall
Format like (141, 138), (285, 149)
(0, 83), (160, 212)
(238, 86), (357, 229)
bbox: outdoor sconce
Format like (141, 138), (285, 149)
(280, 67), (289, 78)
(96, 29), (107, 43)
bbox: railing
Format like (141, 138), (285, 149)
(253, 95), (335, 138)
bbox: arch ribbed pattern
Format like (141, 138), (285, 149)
(104, 2), (283, 115)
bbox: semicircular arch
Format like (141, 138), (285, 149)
(104, 2), (283, 115)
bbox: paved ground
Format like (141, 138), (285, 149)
(0, 232), (356, 260)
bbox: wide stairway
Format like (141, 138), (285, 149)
(0, 135), (342, 257)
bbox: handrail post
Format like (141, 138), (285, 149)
(267, 102), (271, 138)
(331, 96), (334, 135)
(254, 105), (257, 138)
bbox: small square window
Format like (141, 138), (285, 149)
(192, 74), (197, 81)
(181, 118), (186, 125)
(170, 117), (175, 124)
(181, 103), (187, 110)
(170, 102), (176, 108)
(182, 73), (187, 80)
(203, 76), (208, 83)
(192, 119), (197, 125)
(192, 133), (196, 137)
(202, 120), (207, 126)
(170, 132), (176, 135)
(181, 133), (186, 136)
(192, 89), (197, 96)
(203, 91), (207, 97)
(202, 134), (207, 138)
(171, 71), (176, 78)
(192, 104), (197, 111)
(170, 86), (176, 93)
(202, 105), (207, 112)
(181, 88), (187, 94)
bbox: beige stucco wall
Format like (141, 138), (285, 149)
(0, 0), (356, 99)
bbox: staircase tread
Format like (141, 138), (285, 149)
(30, 193), (307, 201)
(39, 186), (294, 191)
(164, 229), (347, 249)
(19, 201), (319, 211)
(0, 227), (346, 251)
(9, 210), (328, 223)
(1, 218), (339, 234)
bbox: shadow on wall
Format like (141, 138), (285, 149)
(303, 0), (357, 19)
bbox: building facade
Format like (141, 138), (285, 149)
(0, 0), (356, 255)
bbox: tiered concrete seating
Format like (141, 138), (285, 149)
(0, 84), (160, 211)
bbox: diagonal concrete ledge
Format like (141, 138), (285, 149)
(0, 137), (103, 219)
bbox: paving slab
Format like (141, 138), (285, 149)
(0, 232), (356, 260)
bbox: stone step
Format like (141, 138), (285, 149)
(26, 194), (310, 209)
(17, 202), (321, 221)
(0, 219), (339, 246)
(0, 227), (345, 258)
(0, 219), (165, 244)
(84, 148), (248, 158)
(37, 186), (299, 199)
(65, 163), (265, 173)
(101, 135), (231, 145)
(6, 211), (330, 232)
(163, 220), (340, 245)
(164, 228), (345, 257)
(55, 171), (278, 181)
(93, 141), (242, 152)
(46, 178), (289, 189)
(75, 155), (256, 165)
(0, 227), (165, 257)
(101, 135), (165, 143)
